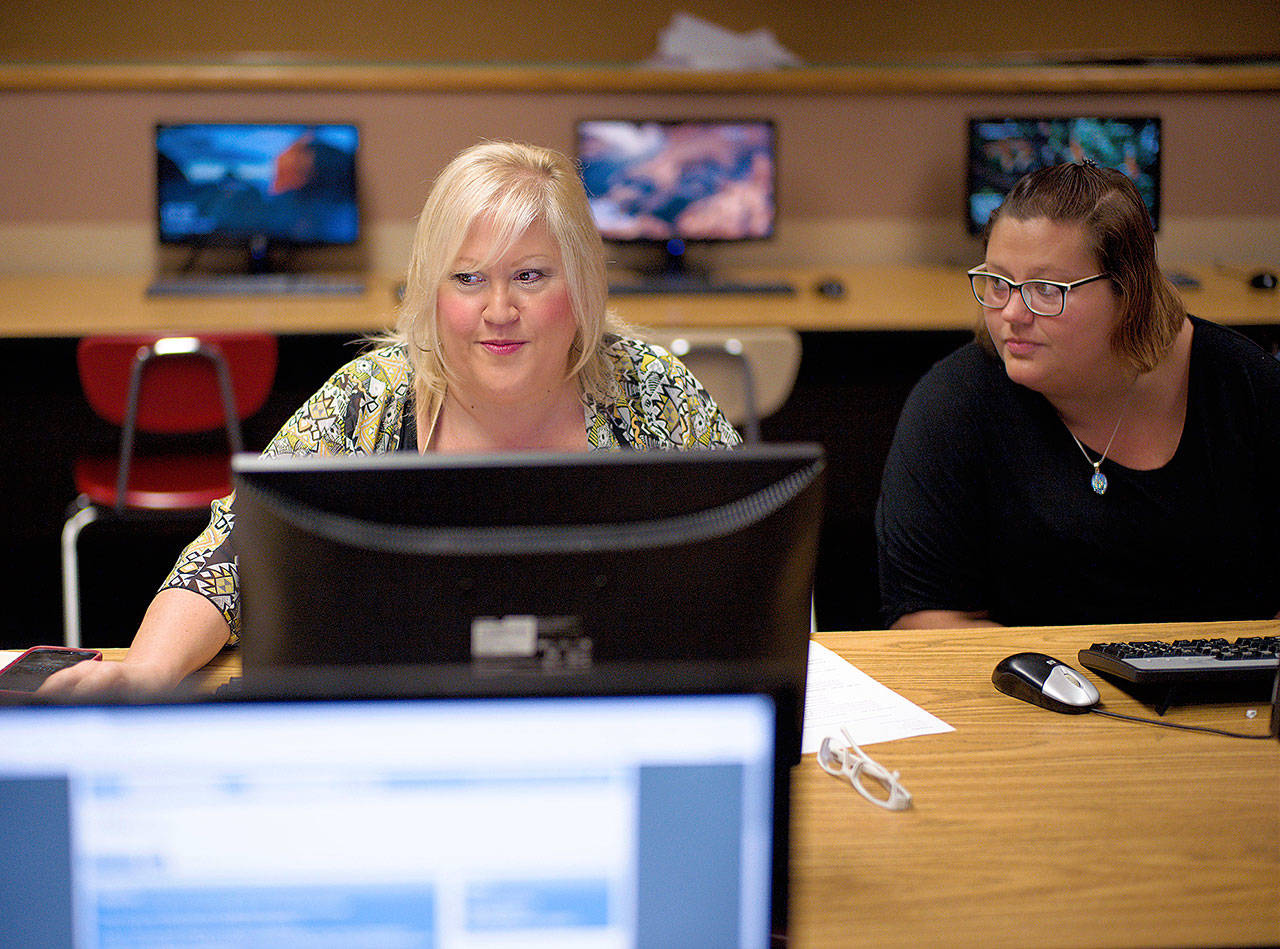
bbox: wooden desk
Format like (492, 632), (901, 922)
(3, 267), (1276, 337)
(790, 620), (1280, 949)
(106, 617), (1280, 948)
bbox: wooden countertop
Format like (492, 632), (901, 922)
(1, 266), (1276, 338)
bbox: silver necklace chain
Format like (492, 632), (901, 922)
(1067, 389), (1135, 496)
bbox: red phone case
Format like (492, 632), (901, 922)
(0, 645), (103, 693)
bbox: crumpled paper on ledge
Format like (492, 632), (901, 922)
(644, 12), (804, 70)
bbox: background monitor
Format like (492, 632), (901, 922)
(156, 122), (359, 267)
(966, 116), (1161, 234)
(231, 444), (826, 751)
(576, 118), (777, 279)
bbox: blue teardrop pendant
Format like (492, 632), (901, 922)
(1090, 470), (1108, 495)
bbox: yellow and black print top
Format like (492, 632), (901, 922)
(161, 335), (741, 642)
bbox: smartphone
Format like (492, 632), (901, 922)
(0, 646), (103, 693)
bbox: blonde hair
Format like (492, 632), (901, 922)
(389, 140), (624, 408)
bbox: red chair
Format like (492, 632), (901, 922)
(61, 333), (278, 646)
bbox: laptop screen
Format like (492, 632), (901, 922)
(0, 691), (777, 948)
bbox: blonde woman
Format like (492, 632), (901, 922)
(47, 141), (739, 699)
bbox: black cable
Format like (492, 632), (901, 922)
(1089, 705), (1274, 740)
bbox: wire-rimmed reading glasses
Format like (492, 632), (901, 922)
(967, 266), (1110, 317)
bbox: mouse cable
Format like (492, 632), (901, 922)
(1088, 706), (1274, 740)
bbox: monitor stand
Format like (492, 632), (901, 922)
(635, 241), (713, 290)
(609, 240), (794, 297)
(166, 235), (290, 278)
(245, 234), (277, 275)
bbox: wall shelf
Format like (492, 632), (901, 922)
(3, 60), (1279, 94)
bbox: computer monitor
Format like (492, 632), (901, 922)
(575, 118), (777, 282)
(966, 116), (1161, 234)
(0, 674), (785, 947)
(231, 444), (825, 748)
(155, 122), (360, 271)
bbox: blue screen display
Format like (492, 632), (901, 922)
(156, 123), (359, 245)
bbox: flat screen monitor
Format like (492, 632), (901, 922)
(231, 444), (825, 750)
(966, 116), (1161, 234)
(155, 122), (359, 265)
(576, 118), (777, 280)
(0, 681), (783, 948)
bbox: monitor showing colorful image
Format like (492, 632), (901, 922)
(966, 116), (1161, 234)
(576, 119), (777, 245)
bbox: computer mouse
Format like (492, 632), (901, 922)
(992, 652), (1100, 715)
(815, 278), (846, 299)
(1248, 271), (1277, 290)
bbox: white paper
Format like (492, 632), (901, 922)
(0, 650), (22, 670)
(802, 640), (954, 754)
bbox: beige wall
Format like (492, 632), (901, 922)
(3, 3), (1278, 274)
(2, 86), (1278, 274)
(6, 0), (1278, 64)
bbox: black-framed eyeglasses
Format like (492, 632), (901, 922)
(967, 266), (1110, 317)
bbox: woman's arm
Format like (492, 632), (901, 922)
(38, 588), (231, 700)
(891, 609), (1001, 629)
(37, 350), (409, 700)
(876, 374), (991, 627)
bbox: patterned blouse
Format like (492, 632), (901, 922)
(162, 335), (742, 642)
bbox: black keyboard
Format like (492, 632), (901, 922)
(608, 280), (795, 296)
(1078, 636), (1279, 688)
(147, 274), (366, 297)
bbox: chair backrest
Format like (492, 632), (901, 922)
(77, 333), (278, 433)
(643, 327), (802, 441)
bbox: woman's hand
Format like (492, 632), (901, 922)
(37, 656), (178, 702)
(36, 588), (231, 701)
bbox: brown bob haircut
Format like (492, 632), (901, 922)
(982, 162), (1185, 373)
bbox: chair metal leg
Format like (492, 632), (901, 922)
(61, 499), (99, 649)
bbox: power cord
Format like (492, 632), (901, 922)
(1089, 706), (1275, 740)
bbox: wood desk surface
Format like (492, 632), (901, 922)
(790, 619), (1280, 949)
(105, 618), (1280, 948)
(3, 266), (1276, 337)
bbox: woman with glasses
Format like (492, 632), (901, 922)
(876, 161), (1280, 628)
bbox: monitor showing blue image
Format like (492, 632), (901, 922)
(156, 123), (360, 247)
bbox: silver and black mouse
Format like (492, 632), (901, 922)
(992, 652), (1100, 714)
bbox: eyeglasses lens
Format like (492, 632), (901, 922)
(1024, 282), (1065, 315)
(972, 274), (1009, 307)
(971, 275), (1064, 316)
